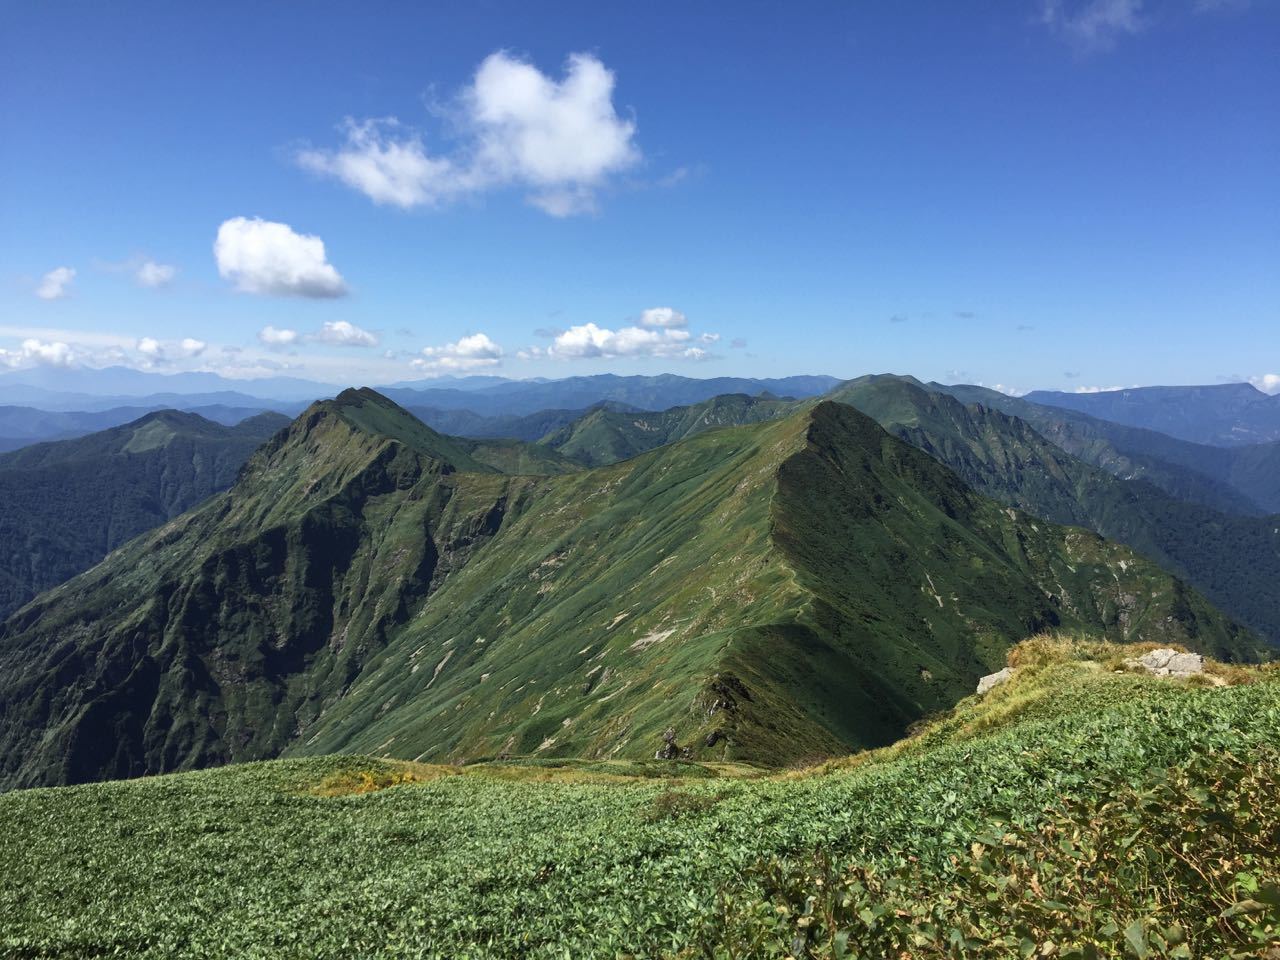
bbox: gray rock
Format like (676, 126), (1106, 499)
(976, 667), (1013, 695)
(1128, 648), (1204, 678)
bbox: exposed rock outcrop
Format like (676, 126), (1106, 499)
(1127, 648), (1205, 678)
(976, 667), (1013, 695)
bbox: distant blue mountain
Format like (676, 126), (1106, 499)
(1025, 383), (1280, 447)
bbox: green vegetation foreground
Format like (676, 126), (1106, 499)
(2, 638), (1277, 958)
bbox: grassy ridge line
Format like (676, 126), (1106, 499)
(1, 639), (1276, 958)
(0, 391), (1259, 788)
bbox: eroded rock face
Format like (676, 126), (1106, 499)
(1128, 648), (1205, 678)
(977, 667), (1013, 695)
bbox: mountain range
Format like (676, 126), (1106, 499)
(1026, 382), (1280, 446)
(0, 387), (1259, 789)
(0, 410), (289, 619)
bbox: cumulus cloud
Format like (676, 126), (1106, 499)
(1040, 0), (1145, 51)
(258, 326), (300, 346)
(637, 307), (687, 329)
(312, 320), (378, 347)
(298, 51), (640, 217)
(413, 332), (504, 372)
(1249, 373), (1280, 395)
(528, 319), (716, 362)
(258, 322), (377, 348)
(0, 338), (76, 368)
(214, 217), (347, 298)
(131, 336), (208, 367)
(136, 260), (177, 288)
(35, 267), (75, 300)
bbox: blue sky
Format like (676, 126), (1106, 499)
(1, 0), (1276, 393)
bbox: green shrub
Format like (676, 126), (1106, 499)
(698, 747), (1280, 959)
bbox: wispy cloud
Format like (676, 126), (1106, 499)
(135, 260), (177, 288)
(257, 321), (378, 349)
(35, 267), (75, 300)
(1039, 0), (1145, 51)
(1073, 384), (1139, 393)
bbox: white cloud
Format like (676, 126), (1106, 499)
(0, 338), (76, 368)
(298, 118), (469, 209)
(258, 326), (300, 346)
(35, 267), (75, 300)
(413, 332), (504, 373)
(131, 335), (206, 367)
(258, 322), (377, 348)
(637, 307), (688, 329)
(136, 260), (176, 288)
(312, 320), (378, 347)
(1072, 384), (1139, 393)
(1249, 373), (1280, 395)
(214, 217), (347, 298)
(532, 321), (713, 361)
(1193, 0), (1249, 11)
(1040, 0), (1145, 51)
(298, 51), (640, 217)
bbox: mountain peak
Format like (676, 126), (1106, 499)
(277, 387), (497, 477)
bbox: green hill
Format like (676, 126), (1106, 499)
(0, 637), (1275, 957)
(0, 409), (288, 618)
(0, 389), (1257, 789)
(406, 400), (642, 443)
(539, 392), (797, 466)
(832, 376), (1280, 643)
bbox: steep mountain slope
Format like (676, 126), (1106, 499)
(0, 389), (1253, 789)
(832, 376), (1280, 643)
(937, 382), (1280, 515)
(1025, 382), (1280, 446)
(0, 410), (289, 618)
(540, 392), (797, 466)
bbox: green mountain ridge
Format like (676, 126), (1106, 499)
(539, 392), (798, 466)
(936, 382), (1280, 515)
(831, 376), (1280, 643)
(0, 408), (289, 619)
(0, 389), (1256, 788)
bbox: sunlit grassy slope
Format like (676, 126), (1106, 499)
(1, 638), (1275, 958)
(0, 389), (1259, 788)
